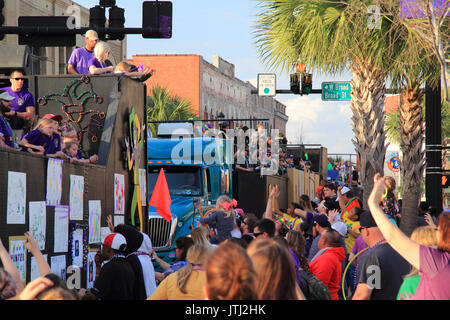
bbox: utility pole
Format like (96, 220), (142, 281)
(425, 79), (443, 214)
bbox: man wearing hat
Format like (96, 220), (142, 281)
(0, 90), (17, 149)
(352, 211), (410, 300)
(89, 233), (136, 300)
(1, 70), (36, 139)
(338, 185), (362, 253)
(308, 214), (330, 260)
(67, 30), (99, 74)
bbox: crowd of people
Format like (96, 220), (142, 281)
(232, 124), (312, 177)
(1, 174), (447, 301)
(0, 29), (448, 302)
(0, 29), (153, 163)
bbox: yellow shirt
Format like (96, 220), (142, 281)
(148, 269), (206, 300)
(341, 210), (360, 251)
(281, 213), (302, 230)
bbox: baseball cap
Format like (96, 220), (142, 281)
(340, 186), (351, 195)
(359, 210), (378, 229)
(0, 91), (15, 101)
(42, 114), (63, 122)
(85, 29), (99, 40)
(103, 233), (127, 252)
(313, 214), (331, 228)
(332, 221), (347, 237)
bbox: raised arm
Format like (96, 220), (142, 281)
(368, 173), (420, 270)
(293, 207), (308, 220)
(0, 237), (25, 293)
(264, 186), (278, 221)
(24, 232), (51, 277)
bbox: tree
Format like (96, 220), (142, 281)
(379, 0), (450, 103)
(254, 0), (399, 209)
(383, 1), (442, 235)
(146, 85), (197, 137)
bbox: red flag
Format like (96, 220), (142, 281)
(149, 168), (172, 222)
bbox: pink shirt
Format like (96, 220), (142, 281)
(413, 245), (450, 300)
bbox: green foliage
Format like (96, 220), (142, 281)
(253, 0), (399, 75)
(328, 156), (342, 164)
(385, 96), (450, 143)
(385, 110), (401, 145)
(146, 85), (197, 137)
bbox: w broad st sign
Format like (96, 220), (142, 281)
(257, 73), (276, 96)
(322, 82), (351, 101)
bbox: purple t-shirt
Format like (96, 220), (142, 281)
(351, 235), (368, 264)
(68, 47), (94, 74)
(0, 87), (35, 113)
(413, 245), (450, 300)
(0, 115), (15, 147)
(20, 130), (61, 155)
(87, 57), (109, 73)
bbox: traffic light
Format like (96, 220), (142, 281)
(89, 5), (107, 39)
(108, 5), (125, 40)
(302, 73), (312, 95)
(0, 0), (5, 41)
(290, 73), (301, 95)
(443, 174), (450, 188)
(142, 1), (173, 38)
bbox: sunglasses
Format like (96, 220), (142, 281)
(13, 78), (25, 81)
(253, 232), (264, 237)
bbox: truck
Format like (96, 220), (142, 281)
(146, 123), (233, 263)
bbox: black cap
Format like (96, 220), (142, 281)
(359, 210), (378, 229)
(313, 214), (331, 228)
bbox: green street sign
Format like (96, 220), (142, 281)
(322, 82), (351, 101)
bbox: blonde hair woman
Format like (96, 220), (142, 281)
(19, 118), (64, 158)
(397, 226), (437, 299)
(88, 41), (114, 75)
(247, 239), (305, 300)
(204, 241), (257, 300)
(198, 195), (237, 244)
(191, 227), (216, 253)
(149, 244), (209, 300)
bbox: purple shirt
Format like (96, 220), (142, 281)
(351, 235), (368, 264)
(0, 115), (15, 147)
(87, 57), (109, 73)
(0, 87), (35, 113)
(413, 245), (450, 300)
(68, 47), (94, 74)
(20, 130), (61, 155)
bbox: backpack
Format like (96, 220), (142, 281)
(298, 269), (331, 300)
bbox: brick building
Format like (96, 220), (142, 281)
(1, 0), (126, 75)
(129, 54), (288, 133)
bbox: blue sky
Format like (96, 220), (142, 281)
(74, 0), (356, 155)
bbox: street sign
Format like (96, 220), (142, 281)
(257, 73), (276, 96)
(322, 81), (351, 101)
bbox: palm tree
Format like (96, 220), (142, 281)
(385, 92), (449, 235)
(385, 4), (442, 234)
(146, 85), (197, 137)
(254, 0), (397, 208)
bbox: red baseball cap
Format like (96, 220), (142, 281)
(103, 233), (127, 252)
(42, 113), (63, 122)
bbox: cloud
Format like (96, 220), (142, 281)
(279, 95), (356, 155)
